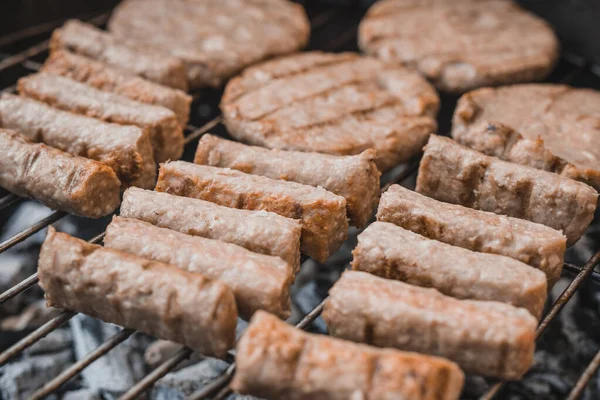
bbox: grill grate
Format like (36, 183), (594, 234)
(0, 3), (599, 400)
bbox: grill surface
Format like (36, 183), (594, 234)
(0, 2), (599, 400)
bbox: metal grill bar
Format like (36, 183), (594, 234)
(0, 193), (20, 211)
(567, 347), (600, 400)
(0, 210), (66, 254)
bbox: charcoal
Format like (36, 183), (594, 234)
(0, 349), (72, 399)
(24, 328), (72, 356)
(1, 300), (61, 331)
(144, 340), (201, 371)
(291, 280), (327, 334)
(62, 388), (102, 400)
(151, 359), (229, 400)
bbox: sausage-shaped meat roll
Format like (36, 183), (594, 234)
(231, 311), (465, 400)
(38, 228), (237, 358)
(416, 135), (598, 245)
(120, 188), (302, 273)
(50, 20), (187, 90)
(0, 129), (120, 217)
(378, 185), (567, 287)
(353, 222), (547, 319)
(0, 93), (156, 188)
(156, 161), (348, 262)
(194, 134), (380, 228)
(104, 216), (294, 319)
(323, 271), (537, 380)
(42, 50), (191, 126)
(18, 73), (183, 163)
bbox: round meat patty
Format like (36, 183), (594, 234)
(108, 0), (310, 89)
(358, 0), (559, 93)
(452, 84), (600, 190)
(221, 51), (439, 172)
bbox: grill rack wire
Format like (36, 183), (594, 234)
(0, 4), (598, 400)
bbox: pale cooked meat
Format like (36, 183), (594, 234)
(416, 135), (598, 245)
(194, 134), (380, 227)
(50, 20), (188, 90)
(452, 84), (600, 190)
(155, 161), (348, 262)
(104, 216), (294, 319)
(108, 0), (310, 89)
(352, 221), (547, 319)
(120, 188), (302, 273)
(42, 50), (191, 126)
(18, 72), (183, 162)
(231, 311), (465, 400)
(0, 129), (120, 218)
(377, 185), (566, 287)
(38, 228), (237, 358)
(323, 271), (537, 380)
(221, 51), (439, 172)
(359, 0), (558, 92)
(0, 93), (156, 189)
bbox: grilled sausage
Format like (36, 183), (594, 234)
(194, 134), (380, 228)
(323, 271), (537, 380)
(18, 73), (184, 163)
(104, 216), (294, 319)
(156, 161), (348, 262)
(50, 20), (188, 90)
(416, 135), (598, 245)
(38, 228), (237, 358)
(42, 50), (191, 126)
(377, 185), (567, 287)
(0, 129), (120, 217)
(0, 93), (156, 188)
(231, 310), (465, 400)
(120, 188), (302, 273)
(352, 221), (547, 318)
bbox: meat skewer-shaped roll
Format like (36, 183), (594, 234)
(323, 271), (537, 380)
(38, 228), (237, 358)
(42, 50), (191, 126)
(104, 216), (294, 319)
(378, 185), (567, 287)
(231, 310), (465, 400)
(353, 222), (547, 318)
(156, 161), (348, 262)
(18, 73), (184, 163)
(50, 20), (188, 90)
(120, 188), (302, 273)
(194, 134), (380, 228)
(416, 135), (598, 245)
(0, 129), (120, 218)
(0, 93), (156, 188)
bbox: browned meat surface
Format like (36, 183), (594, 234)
(42, 50), (191, 126)
(359, 0), (558, 92)
(194, 134), (380, 227)
(108, 0), (310, 89)
(0, 129), (120, 218)
(416, 135), (598, 245)
(119, 188), (302, 273)
(452, 84), (600, 190)
(377, 185), (566, 287)
(38, 228), (237, 358)
(155, 161), (348, 262)
(221, 51), (438, 172)
(352, 221), (547, 318)
(104, 216), (294, 319)
(50, 20), (188, 90)
(323, 271), (537, 380)
(0, 93), (156, 189)
(231, 311), (465, 400)
(18, 73), (183, 163)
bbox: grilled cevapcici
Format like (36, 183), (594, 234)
(155, 161), (348, 262)
(104, 216), (294, 319)
(231, 311), (465, 400)
(416, 135), (598, 245)
(0, 129), (120, 218)
(323, 271), (538, 380)
(195, 134), (380, 227)
(353, 221), (547, 318)
(38, 228), (237, 358)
